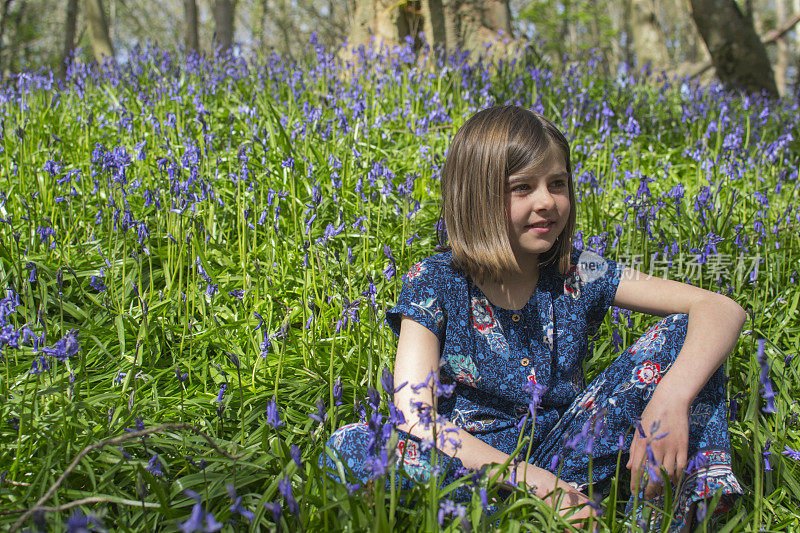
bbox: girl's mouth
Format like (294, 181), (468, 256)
(526, 222), (554, 233)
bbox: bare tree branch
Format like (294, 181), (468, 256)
(763, 11), (800, 43)
(10, 422), (244, 532)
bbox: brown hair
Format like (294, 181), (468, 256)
(437, 105), (576, 282)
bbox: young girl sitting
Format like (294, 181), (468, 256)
(321, 105), (744, 530)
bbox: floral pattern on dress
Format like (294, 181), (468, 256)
(633, 360), (662, 388)
(411, 297), (445, 329)
(405, 262), (426, 281)
(543, 302), (555, 352)
(629, 320), (669, 362)
(452, 408), (498, 432)
(395, 439), (431, 482)
(446, 351), (481, 387)
(471, 294), (510, 359)
(564, 265), (582, 299)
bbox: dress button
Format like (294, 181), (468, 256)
(512, 314), (521, 322)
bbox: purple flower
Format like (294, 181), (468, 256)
(175, 367), (188, 382)
(215, 384), (227, 417)
(367, 386), (380, 409)
(30, 354), (49, 374)
(437, 499), (466, 526)
(308, 398), (327, 424)
(26, 262), (37, 284)
(756, 339), (777, 413)
(227, 484), (255, 523)
(179, 502), (223, 532)
(363, 448), (390, 478)
(266, 396), (283, 428)
(40, 329), (80, 362)
(65, 510), (94, 533)
(782, 445), (800, 461)
(763, 440), (773, 471)
(332, 377), (343, 406)
(290, 445), (302, 468)
(89, 274), (107, 292)
(380, 366), (395, 395)
(278, 476), (299, 515)
(382, 245), (395, 280)
(147, 454), (164, 477)
(264, 501), (282, 522)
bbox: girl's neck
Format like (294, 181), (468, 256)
(476, 264), (540, 311)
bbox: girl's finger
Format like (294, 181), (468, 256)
(661, 454), (676, 483)
(677, 447), (688, 478)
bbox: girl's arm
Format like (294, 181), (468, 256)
(611, 267), (747, 495)
(394, 316), (593, 520)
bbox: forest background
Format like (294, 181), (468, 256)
(1, 1), (799, 532)
(0, 0), (798, 97)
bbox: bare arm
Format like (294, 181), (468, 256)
(393, 316), (593, 518)
(612, 267), (746, 494)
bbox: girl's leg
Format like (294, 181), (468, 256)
(318, 422), (471, 500)
(531, 314), (743, 531)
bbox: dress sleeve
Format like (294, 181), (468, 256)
(575, 248), (625, 336)
(385, 259), (447, 344)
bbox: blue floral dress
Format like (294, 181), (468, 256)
(320, 248), (743, 531)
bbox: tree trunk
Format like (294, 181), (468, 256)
(184, 0), (199, 52)
(775, 0), (788, 95)
(0, 0), (14, 78)
(61, 0), (79, 78)
(213, 0), (235, 51)
(421, 0), (446, 49)
(445, 0), (512, 55)
(631, 0), (669, 71)
(346, 0), (407, 50)
(7, 0), (25, 74)
(689, 0), (778, 96)
(85, 0), (114, 62)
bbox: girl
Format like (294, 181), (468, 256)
(321, 106), (744, 530)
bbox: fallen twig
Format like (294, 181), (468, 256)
(0, 495), (160, 515)
(10, 422), (244, 532)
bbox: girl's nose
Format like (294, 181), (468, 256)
(532, 188), (556, 211)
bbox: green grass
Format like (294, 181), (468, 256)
(0, 42), (798, 531)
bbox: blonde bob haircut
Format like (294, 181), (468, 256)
(437, 105), (576, 283)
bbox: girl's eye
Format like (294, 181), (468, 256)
(550, 179), (567, 189)
(510, 184), (530, 193)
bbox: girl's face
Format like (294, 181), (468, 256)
(504, 144), (571, 268)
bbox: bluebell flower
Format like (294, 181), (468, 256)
(382, 245), (395, 280)
(290, 445), (302, 468)
(40, 329), (80, 362)
(65, 509), (95, 533)
(266, 396), (284, 428)
(175, 367), (188, 382)
(332, 377), (343, 406)
(756, 339), (777, 413)
(179, 502), (223, 532)
(228, 289), (244, 300)
(89, 273), (107, 292)
(26, 262), (37, 284)
(782, 445), (800, 461)
(30, 355), (49, 374)
(278, 476), (299, 515)
(308, 398), (327, 424)
(264, 501), (282, 522)
(227, 484), (255, 523)
(763, 440), (773, 471)
(147, 454), (164, 477)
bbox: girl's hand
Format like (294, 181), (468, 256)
(626, 392), (690, 499)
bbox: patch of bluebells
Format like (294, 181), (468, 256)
(756, 339), (777, 414)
